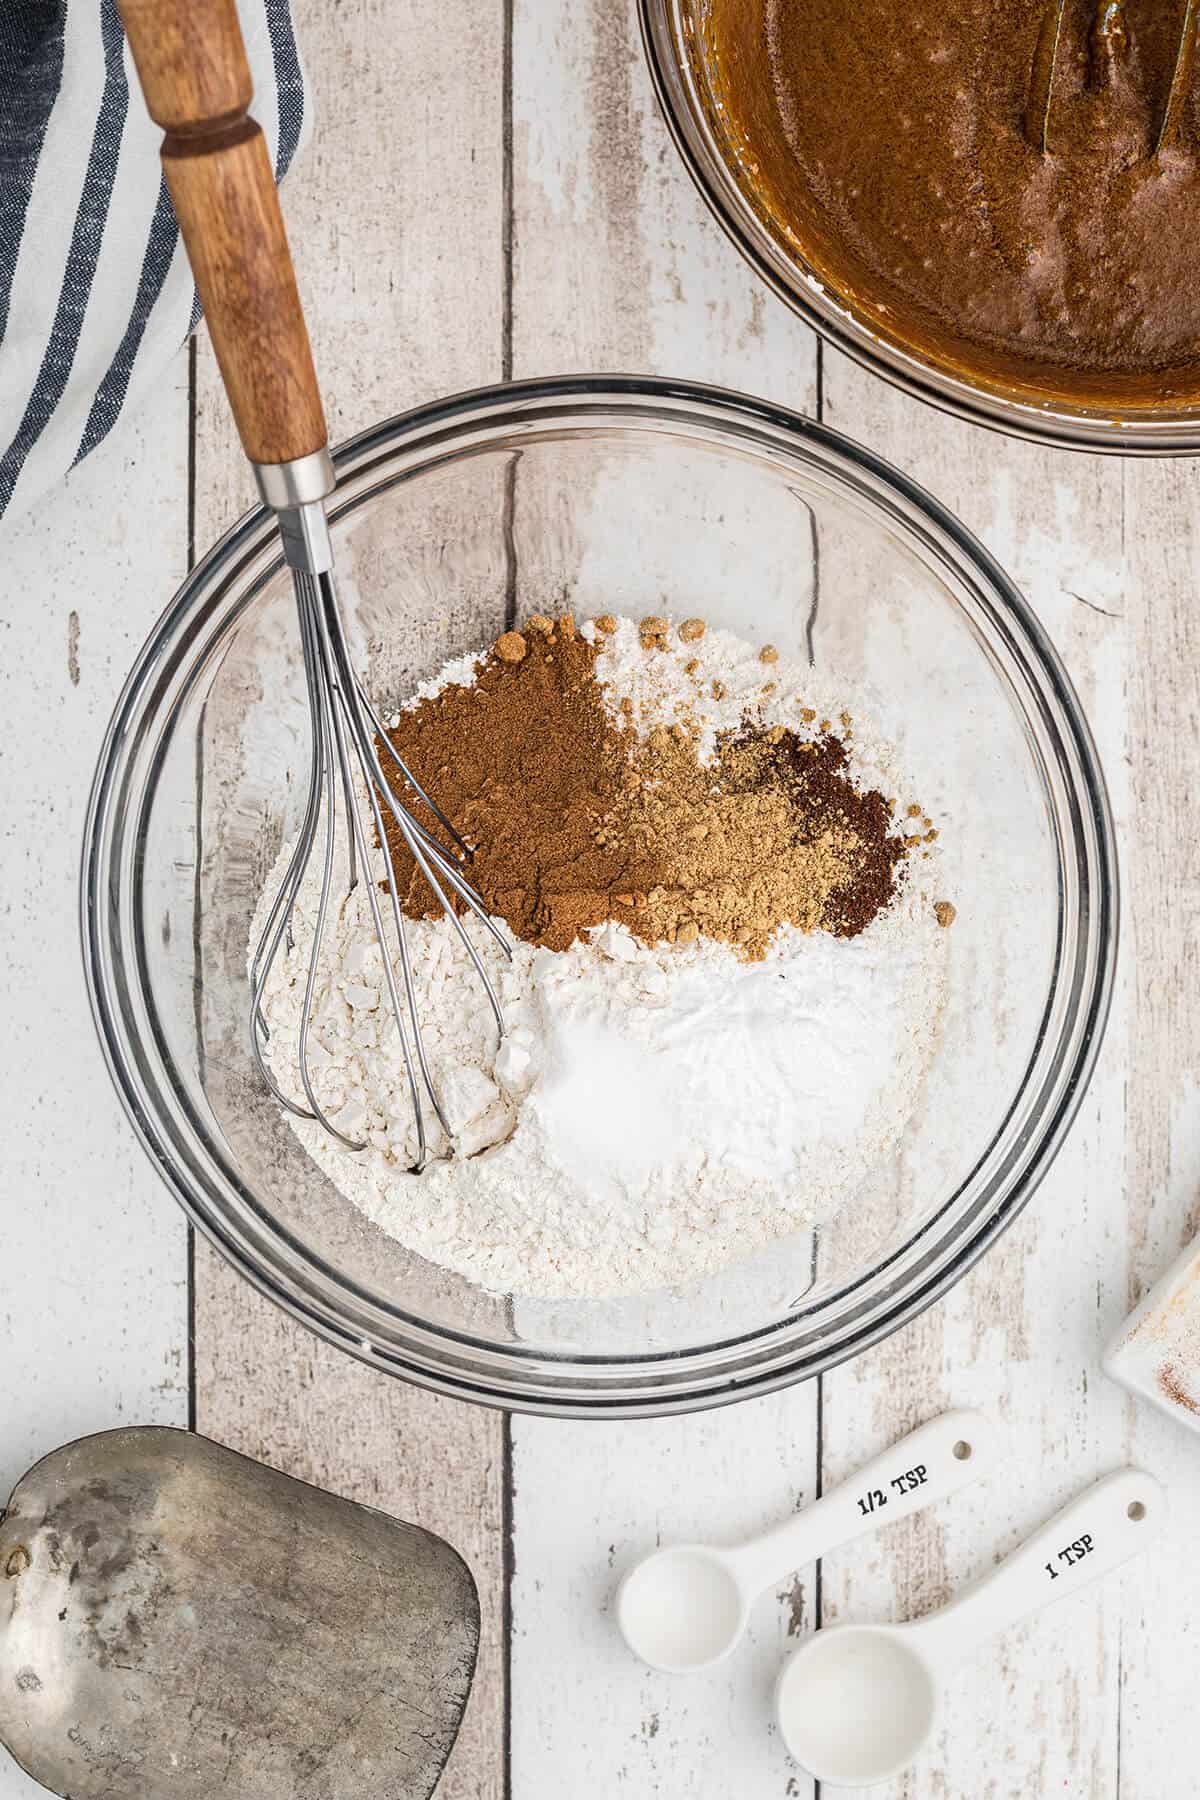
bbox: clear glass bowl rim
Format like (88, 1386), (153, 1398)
(81, 374), (1118, 1418)
(638, 0), (1200, 457)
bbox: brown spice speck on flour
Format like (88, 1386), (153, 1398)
(494, 631), (527, 664)
(379, 616), (914, 960)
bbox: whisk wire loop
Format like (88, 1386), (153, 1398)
(1027, 0), (1196, 157)
(250, 565), (509, 1169)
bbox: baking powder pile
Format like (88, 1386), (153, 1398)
(252, 616), (951, 1297)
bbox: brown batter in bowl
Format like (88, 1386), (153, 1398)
(658, 0), (1200, 434)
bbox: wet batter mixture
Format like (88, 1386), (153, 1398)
(694, 0), (1200, 405)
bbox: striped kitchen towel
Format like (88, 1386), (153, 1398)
(0, 0), (307, 524)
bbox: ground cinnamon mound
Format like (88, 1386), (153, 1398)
(380, 621), (909, 956)
(380, 623), (645, 951)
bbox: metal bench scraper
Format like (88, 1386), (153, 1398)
(0, 1427), (479, 1799)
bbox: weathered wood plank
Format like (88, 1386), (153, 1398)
(816, 350), (1141, 1798)
(0, 386), (192, 1800)
(511, 0), (807, 388)
(508, 3), (821, 1794)
(1114, 454), (1200, 1799)
(190, 4), (509, 1796)
(509, 1394), (820, 1799)
(192, 1293), (506, 1800)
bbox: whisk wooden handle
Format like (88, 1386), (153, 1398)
(118, 0), (327, 469)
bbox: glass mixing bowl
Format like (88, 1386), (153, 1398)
(82, 378), (1116, 1417)
(639, 0), (1200, 454)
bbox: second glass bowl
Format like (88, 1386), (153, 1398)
(83, 378), (1116, 1416)
(639, 0), (1200, 453)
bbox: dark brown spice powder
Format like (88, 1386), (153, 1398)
(379, 621), (912, 955)
(718, 727), (907, 939)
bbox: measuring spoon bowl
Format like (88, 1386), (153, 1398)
(776, 1466), (1165, 1785)
(616, 1408), (995, 1673)
(617, 1546), (747, 1672)
(777, 1624), (935, 1786)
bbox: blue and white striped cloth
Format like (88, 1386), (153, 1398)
(0, 0), (307, 523)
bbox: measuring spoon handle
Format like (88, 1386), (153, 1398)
(729, 1409), (996, 1600)
(912, 1467), (1165, 1669)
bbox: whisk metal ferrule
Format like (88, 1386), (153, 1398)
(255, 450), (337, 574)
(254, 448), (336, 510)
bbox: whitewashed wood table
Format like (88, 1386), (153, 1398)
(4, 3), (1200, 1795)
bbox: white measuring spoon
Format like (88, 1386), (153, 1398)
(775, 1465), (1165, 1786)
(616, 1408), (995, 1673)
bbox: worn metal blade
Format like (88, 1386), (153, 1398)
(1027, 0), (1068, 154)
(0, 1429), (479, 1800)
(1155, 0), (1198, 154)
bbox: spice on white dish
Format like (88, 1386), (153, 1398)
(1104, 1237), (1200, 1428)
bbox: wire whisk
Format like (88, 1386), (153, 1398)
(120, 0), (507, 1172)
(1026, 0), (1197, 157)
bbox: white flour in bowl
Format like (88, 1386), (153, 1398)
(252, 618), (950, 1298)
